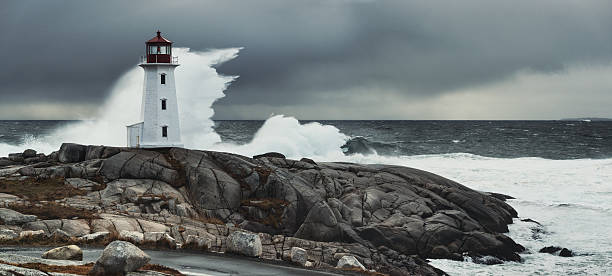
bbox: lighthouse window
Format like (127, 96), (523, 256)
(161, 74), (166, 84)
(161, 99), (167, 110)
(148, 45), (169, 54)
(162, 126), (168, 137)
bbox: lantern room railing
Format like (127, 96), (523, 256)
(140, 56), (179, 64)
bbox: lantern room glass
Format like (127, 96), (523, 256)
(148, 45), (170, 55)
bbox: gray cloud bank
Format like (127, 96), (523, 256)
(1, 0), (611, 119)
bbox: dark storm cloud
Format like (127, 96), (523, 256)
(1, 0), (611, 119)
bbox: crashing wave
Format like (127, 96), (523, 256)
(340, 136), (402, 156)
(341, 136), (377, 155)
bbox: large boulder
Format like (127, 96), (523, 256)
(58, 143), (87, 163)
(294, 201), (340, 241)
(168, 149), (242, 219)
(0, 208), (37, 225)
(226, 231), (262, 257)
(89, 241), (150, 276)
(42, 245), (83, 261)
(22, 149), (37, 158)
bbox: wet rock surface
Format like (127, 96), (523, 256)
(539, 246), (575, 257)
(0, 143), (526, 275)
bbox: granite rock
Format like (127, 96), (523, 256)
(0, 208), (37, 225)
(90, 241), (150, 275)
(42, 245), (83, 261)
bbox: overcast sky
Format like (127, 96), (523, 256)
(1, 0), (611, 120)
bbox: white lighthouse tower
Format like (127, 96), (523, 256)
(127, 31), (183, 148)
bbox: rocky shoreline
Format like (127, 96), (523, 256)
(0, 143), (525, 275)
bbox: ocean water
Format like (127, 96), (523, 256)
(2, 119), (611, 275)
(1, 48), (611, 275)
(214, 120), (612, 159)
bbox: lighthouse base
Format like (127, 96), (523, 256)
(138, 143), (185, 148)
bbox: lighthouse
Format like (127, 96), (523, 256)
(127, 31), (183, 148)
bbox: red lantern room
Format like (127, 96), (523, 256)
(145, 30), (173, 63)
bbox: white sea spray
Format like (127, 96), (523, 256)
(0, 47), (240, 156)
